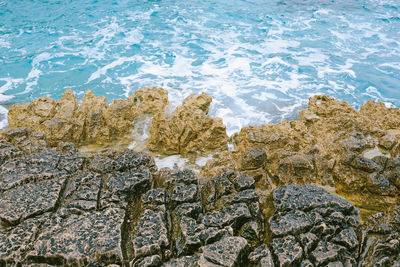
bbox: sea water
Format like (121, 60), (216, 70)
(1, 0), (400, 134)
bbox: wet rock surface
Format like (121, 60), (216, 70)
(6, 87), (169, 147)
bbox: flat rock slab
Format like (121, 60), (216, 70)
(28, 208), (125, 265)
(0, 178), (65, 224)
(200, 236), (249, 267)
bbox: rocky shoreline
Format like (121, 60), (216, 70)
(1, 88), (400, 266)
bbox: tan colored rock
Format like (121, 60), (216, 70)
(208, 95), (400, 211)
(7, 87), (169, 148)
(104, 87), (169, 139)
(147, 93), (228, 156)
(360, 100), (400, 130)
(40, 90), (81, 146)
(128, 86), (169, 117)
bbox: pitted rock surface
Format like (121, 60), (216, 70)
(1, 131), (400, 266)
(0, 137), (156, 266)
(268, 184), (362, 267)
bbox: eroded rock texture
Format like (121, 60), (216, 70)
(0, 133), (157, 266)
(202, 95), (400, 211)
(147, 93), (228, 156)
(5, 88), (228, 156)
(6, 87), (168, 147)
(0, 133), (253, 266)
(0, 131), (399, 266)
(269, 184), (362, 266)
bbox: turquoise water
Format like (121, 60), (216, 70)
(0, 0), (400, 133)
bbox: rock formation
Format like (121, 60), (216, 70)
(147, 93), (228, 156)
(2, 91), (400, 265)
(1, 131), (398, 265)
(7, 87), (169, 147)
(6, 88), (228, 157)
(202, 95), (400, 211)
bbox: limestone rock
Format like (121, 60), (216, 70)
(200, 236), (249, 267)
(269, 184), (362, 266)
(147, 93), (228, 156)
(7, 87), (168, 148)
(206, 95), (400, 210)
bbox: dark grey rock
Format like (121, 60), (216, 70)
(202, 203), (252, 229)
(28, 208), (125, 265)
(169, 183), (198, 206)
(174, 216), (203, 256)
(273, 184), (355, 214)
(200, 226), (231, 245)
(238, 221), (260, 246)
(142, 188), (166, 205)
(271, 235), (303, 267)
(200, 236), (249, 267)
(90, 156), (116, 174)
(229, 173), (255, 191)
(310, 241), (344, 266)
(0, 178), (65, 224)
(300, 232), (319, 256)
(163, 255), (200, 267)
(132, 254), (162, 267)
(173, 202), (202, 219)
(248, 244), (274, 267)
(333, 228), (359, 250)
(270, 184), (362, 266)
(270, 210), (313, 237)
(0, 140), (23, 166)
(132, 209), (169, 259)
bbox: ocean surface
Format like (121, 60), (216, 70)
(1, 0), (400, 134)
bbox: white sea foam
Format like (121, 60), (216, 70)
(1, 0), (399, 138)
(0, 39), (10, 48)
(154, 155), (189, 170)
(88, 56), (137, 82)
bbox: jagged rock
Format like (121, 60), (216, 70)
(238, 147), (267, 171)
(361, 233), (400, 266)
(269, 184), (362, 266)
(147, 93), (228, 156)
(0, 214), (50, 265)
(28, 208), (125, 266)
(2, 114), (400, 267)
(7, 87), (168, 147)
(131, 254), (162, 267)
(248, 244), (274, 267)
(163, 255), (200, 267)
(0, 140), (158, 265)
(204, 95), (400, 211)
(1, 127), (47, 153)
(132, 209), (169, 260)
(271, 235), (303, 267)
(200, 236), (249, 267)
(0, 178), (65, 224)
